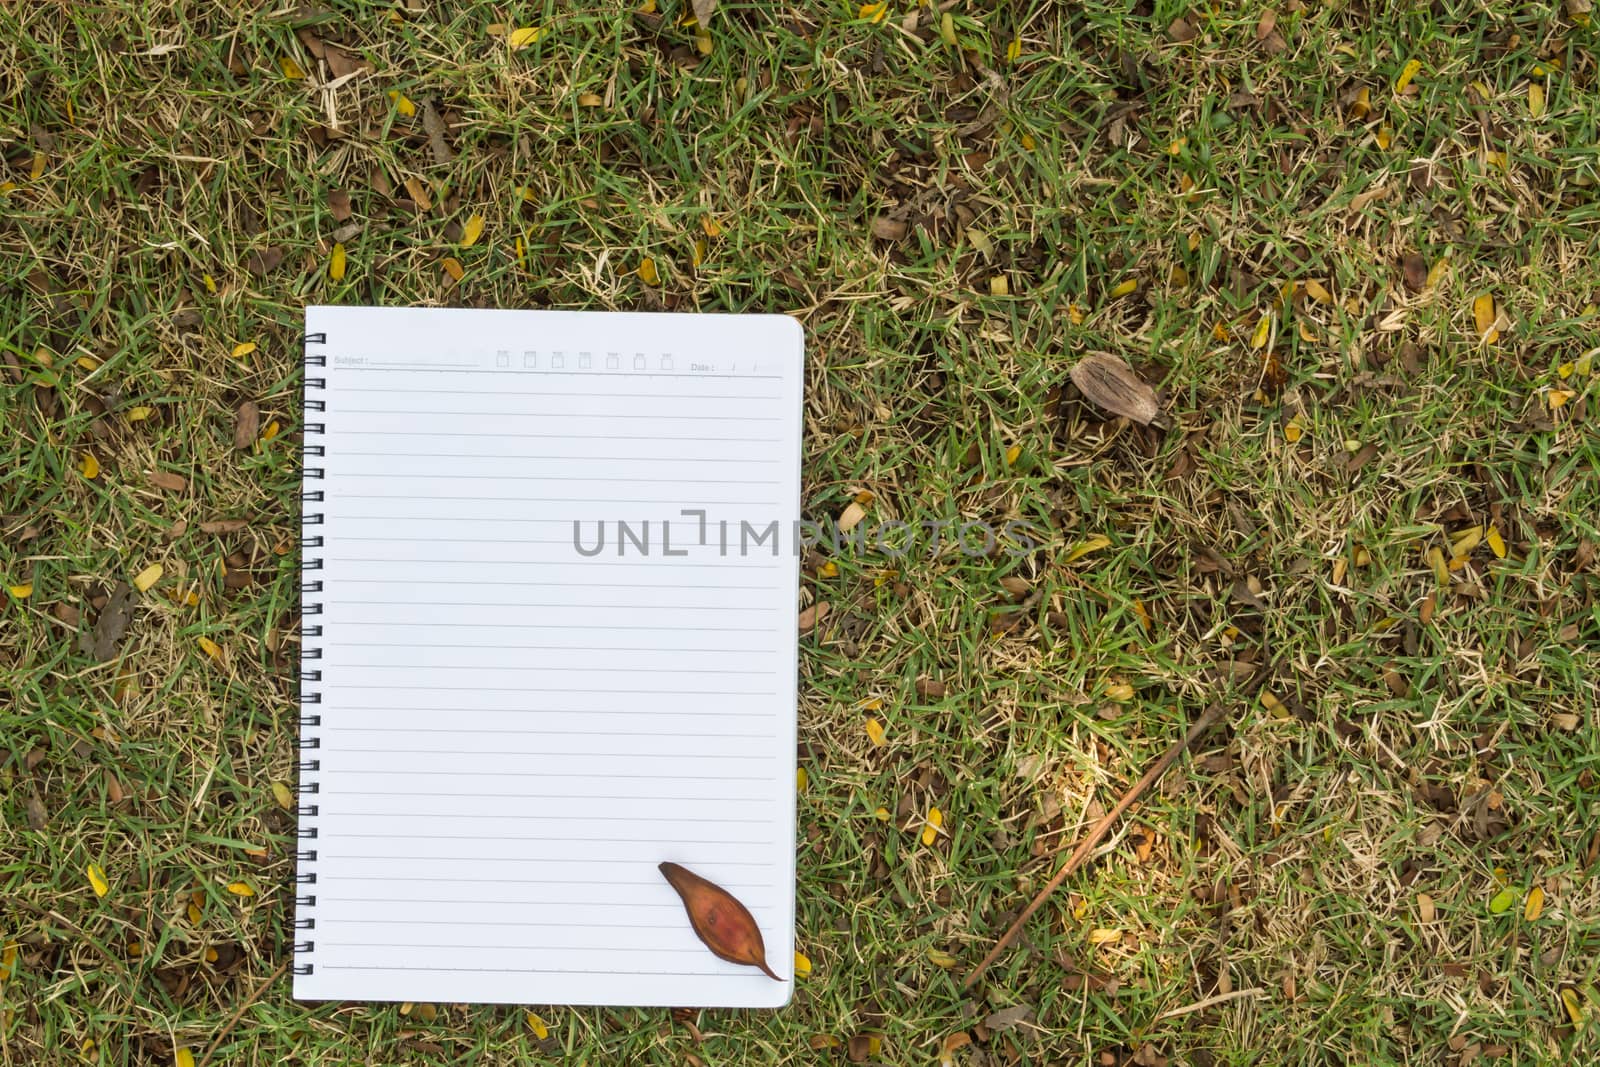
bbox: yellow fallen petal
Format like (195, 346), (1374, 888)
(231, 341), (256, 360)
(187, 901), (202, 925)
(508, 26), (543, 49)
(441, 257), (464, 282)
(526, 1011), (549, 1039)
(1426, 546), (1449, 586)
(9, 583), (32, 599)
(1524, 885), (1545, 921)
(1473, 293), (1496, 339)
(1449, 526), (1482, 559)
(1068, 303), (1086, 325)
(859, 1), (888, 23)
(1350, 86), (1371, 119)
(461, 213), (485, 248)
(1376, 125), (1393, 150)
(77, 356), (101, 372)
(226, 882), (255, 897)
(927, 947), (958, 969)
(921, 807), (943, 846)
(126, 406), (153, 422)
(387, 90), (417, 117)
(328, 243), (346, 281)
(201, 273), (217, 294)
(132, 564), (163, 592)
(1487, 886), (1517, 914)
(1006, 37), (1021, 63)
(1394, 58), (1421, 93)
(638, 257), (660, 286)
(1284, 415), (1304, 443)
(271, 781), (294, 809)
(1251, 316), (1272, 349)
(1005, 444), (1022, 466)
(1529, 80), (1545, 118)
(1486, 526), (1507, 559)
(1560, 987), (1585, 1026)
(1066, 534), (1112, 563)
(865, 718), (886, 747)
(87, 863), (109, 898)
(1425, 256), (1450, 290)
(279, 56), (306, 80)
(701, 216), (723, 238)
(1105, 682), (1134, 702)
(1575, 350), (1594, 377)
(793, 951), (813, 978)
(940, 11), (956, 46)
(695, 25), (712, 54)
(796, 767), (808, 793)
(175, 1050), (195, 1067)
(692, 237), (706, 267)
(197, 636), (222, 661)
(30, 152), (46, 180)
(1088, 928), (1122, 945)
(1109, 278), (1138, 299)
(80, 453), (101, 480)
(874, 806), (890, 821)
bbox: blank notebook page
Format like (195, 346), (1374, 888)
(294, 306), (802, 1008)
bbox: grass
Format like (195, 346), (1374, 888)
(3, 0), (1599, 1063)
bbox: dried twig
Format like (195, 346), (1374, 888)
(197, 958), (289, 1067)
(964, 701), (1231, 989)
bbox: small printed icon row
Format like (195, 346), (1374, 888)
(494, 351), (673, 370)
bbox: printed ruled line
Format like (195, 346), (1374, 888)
(343, 386), (784, 400)
(340, 408), (779, 422)
(317, 897), (770, 909)
(321, 942), (710, 954)
(329, 790), (774, 802)
(322, 875), (767, 887)
(324, 727), (770, 738)
(331, 556), (781, 569)
(326, 685), (775, 695)
(330, 663), (770, 676)
(331, 616), (775, 627)
(331, 639), (773, 652)
(335, 770), (771, 781)
(361, 361), (476, 369)
(318, 965), (742, 977)
(337, 429), (781, 443)
(334, 856), (774, 867)
(319, 810), (773, 823)
(335, 472), (780, 485)
(336, 514), (780, 525)
(329, 623), (778, 633)
(328, 918), (697, 930)
(336, 832), (768, 844)
(341, 366), (785, 381)
(333, 603), (774, 614)
(331, 707), (774, 718)
(336, 747), (773, 760)
(337, 523), (770, 532)
(340, 450), (781, 464)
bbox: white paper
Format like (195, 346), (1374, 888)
(294, 306), (802, 1008)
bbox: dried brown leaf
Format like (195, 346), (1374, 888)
(324, 44), (370, 80)
(983, 1004), (1033, 1032)
(1402, 253), (1428, 293)
(1255, 8), (1278, 39)
(243, 247), (284, 276)
(421, 100), (455, 164)
(327, 188), (353, 222)
(233, 402), (260, 450)
(199, 519), (249, 534)
(79, 581), (134, 661)
(1069, 354), (1160, 425)
(148, 470), (187, 492)
(798, 601), (830, 633)
(1166, 16), (1197, 42)
(659, 862), (780, 979)
(25, 789), (48, 830)
(870, 216), (908, 241)
(692, 0), (717, 26)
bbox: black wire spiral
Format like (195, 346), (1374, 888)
(294, 330), (327, 978)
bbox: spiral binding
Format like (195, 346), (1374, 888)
(295, 330), (328, 978)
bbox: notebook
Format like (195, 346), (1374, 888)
(292, 306), (804, 1008)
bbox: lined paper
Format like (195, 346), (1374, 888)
(295, 307), (802, 1008)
